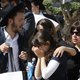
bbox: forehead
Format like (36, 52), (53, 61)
(71, 26), (80, 31)
(14, 12), (25, 19)
(15, 11), (24, 16)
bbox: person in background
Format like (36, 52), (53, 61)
(67, 21), (80, 80)
(30, 0), (60, 32)
(10, 0), (20, 6)
(52, 20), (80, 80)
(33, 18), (76, 57)
(0, 0), (11, 20)
(20, 0), (36, 61)
(1, 0), (9, 8)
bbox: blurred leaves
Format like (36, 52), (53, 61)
(43, 1), (80, 15)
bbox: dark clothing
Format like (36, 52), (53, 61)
(67, 48), (80, 80)
(0, 27), (26, 73)
(21, 10), (36, 61)
(48, 52), (68, 80)
(59, 39), (80, 80)
(43, 13), (58, 22)
(23, 10), (35, 48)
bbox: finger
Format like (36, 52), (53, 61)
(3, 47), (9, 53)
(60, 51), (64, 57)
(19, 53), (27, 59)
(56, 50), (62, 57)
(53, 50), (59, 57)
(53, 52), (57, 57)
(20, 56), (27, 60)
(19, 55), (25, 59)
(56, 52), (60, 57)
(32, 46), (37, 51)
(19, 54), (24, 58)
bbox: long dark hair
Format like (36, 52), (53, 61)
(32, 31), (56, 49)
(70, 21), (80, 34)
(36, 18), (55, 35)
(32, 31), (57, 61)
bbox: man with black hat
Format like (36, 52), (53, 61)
(0, 2), (28, 78)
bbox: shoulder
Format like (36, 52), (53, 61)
(52, 52), (68, 63)
(25, 10), (34, 18)
(0, 27), (5, 36)
(43, 13), (57, 22)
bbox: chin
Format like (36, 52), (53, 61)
(18, 28), (23, 32)
(73, 42), (77, 44)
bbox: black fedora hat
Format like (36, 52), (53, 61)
(0, 2), (24, 27)
(29, 0), (45, 10)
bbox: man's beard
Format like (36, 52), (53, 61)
(11, 22), (18, 33)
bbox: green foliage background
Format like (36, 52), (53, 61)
(43, 0), (80, 15)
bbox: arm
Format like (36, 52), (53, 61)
(34, 58), (42, 80)
(53, 46), (76, 57)
(41, 57), (60, 79)
(32, 46), (45, 79)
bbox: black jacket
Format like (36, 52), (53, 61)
(0, 27), (26, 73)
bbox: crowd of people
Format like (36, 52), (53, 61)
(0, 0), (80, 80)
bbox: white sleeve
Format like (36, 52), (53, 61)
(42, 59), (60, 79)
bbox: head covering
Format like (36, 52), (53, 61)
(29, 0), (45, 10)
(0, 2), (24, 27)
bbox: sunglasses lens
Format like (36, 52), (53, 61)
(71, 32), (80, 36)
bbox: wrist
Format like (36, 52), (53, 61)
(41, 57), (45, 60)
(62, 46), (66, 51)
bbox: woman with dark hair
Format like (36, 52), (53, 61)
(30, 19), (77, 80)
(30, 0), (60, 32)
(31, 31), (69, 80)
(67, 21), (80, 80)
(36, 18), (55, 35)
(32, 19), (76, 56)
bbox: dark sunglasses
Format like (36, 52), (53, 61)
(71, 31), (80, 36)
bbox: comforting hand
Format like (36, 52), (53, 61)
(19, 51), (28, 60)
(0, 43), (9, 53)
(32, 46), (45, 58)
(53, 46), (66, 57)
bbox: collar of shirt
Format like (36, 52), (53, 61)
(75, 45), (80, 52)
(4, 28), (19, 47)
(33, 11), (44, 16)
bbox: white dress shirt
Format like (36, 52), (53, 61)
(33, 12), (59, 30)
(4, 29), (19, 71)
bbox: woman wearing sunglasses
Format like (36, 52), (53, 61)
(67, 21), (80, 80)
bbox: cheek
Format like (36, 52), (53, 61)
(31, 6), (34, 11)
(14, 20), (22, 27)
(77, 37), (80, 42)
(43, 46), (50, 52)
